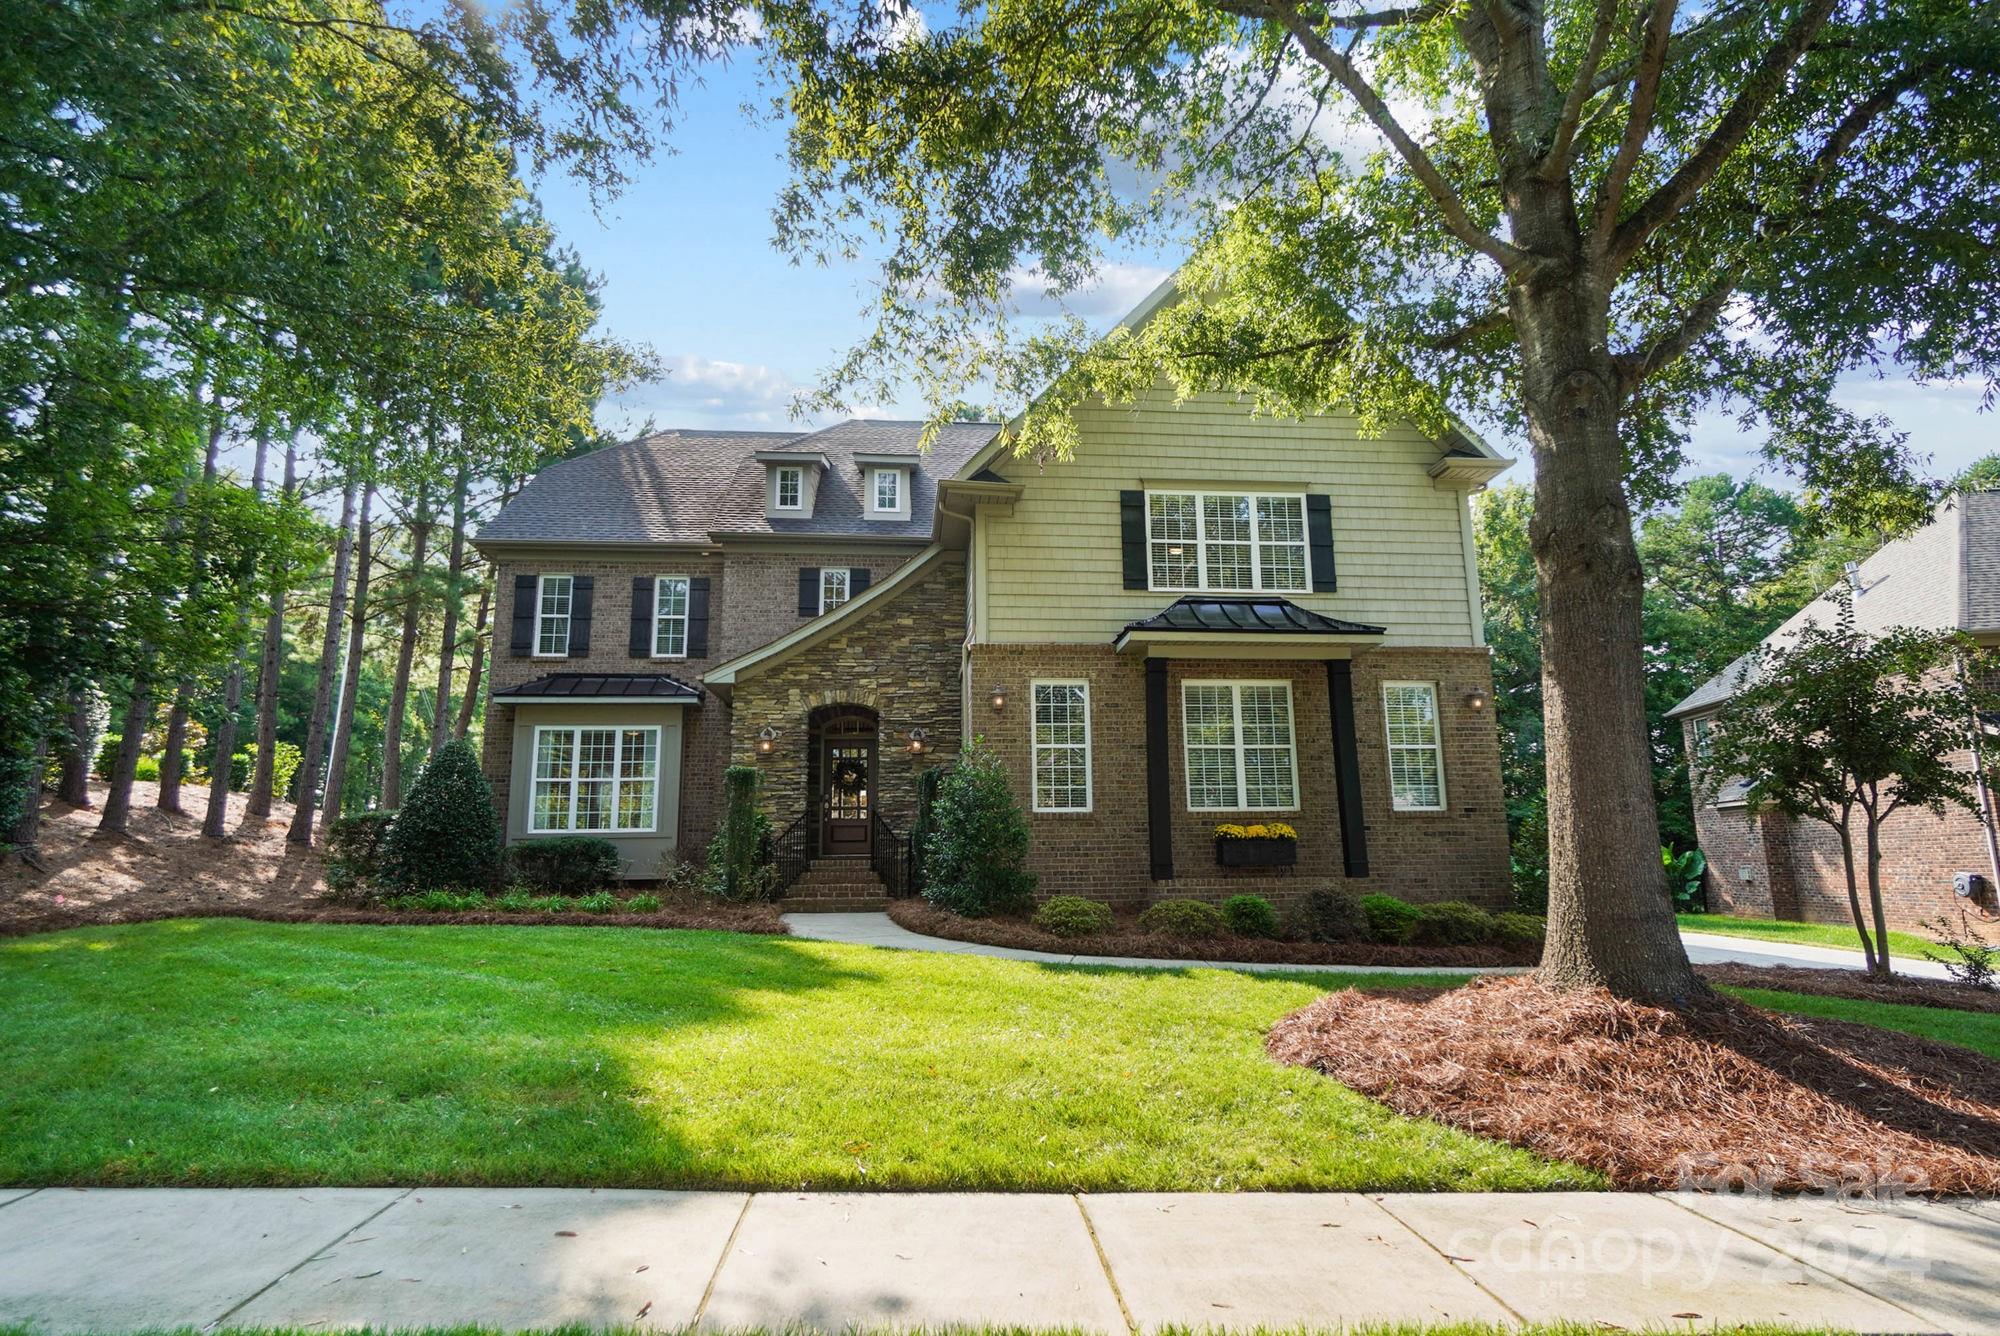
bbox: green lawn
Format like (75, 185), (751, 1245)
(0, 918), (1594, 1192)
(1677, 912), (1936, 961)
(1721, 985), (2000, 1058)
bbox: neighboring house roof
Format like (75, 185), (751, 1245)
(1668, 490), (2000, 719)
(1120, 597), (1388, 638)
(476, 420), (998, 547)
(492, 672), (703, 703)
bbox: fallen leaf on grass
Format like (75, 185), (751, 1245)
(636, 1301), (652, 1319)
(555, 1230), (578, 1237)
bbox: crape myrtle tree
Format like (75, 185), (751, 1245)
(1699, 595), (2000, 977)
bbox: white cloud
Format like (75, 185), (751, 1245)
(1007, 262), (1174, 319)
(609, 354), (802, 428)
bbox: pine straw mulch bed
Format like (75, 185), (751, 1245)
(0, 900), (789, 940)
(1700, 962), (2000, 1014)
(1267, 974), (2000, 1196)
(886, 899), (1538, 968)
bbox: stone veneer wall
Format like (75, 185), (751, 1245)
(966, 643), (1509, 908)
(1685, 720), (2000, 935)
(727, 554), (968, 833)
(481, 546), (919, 855)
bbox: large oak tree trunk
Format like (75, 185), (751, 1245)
(379, 496), (433, 810)
(287, 474), (358, 845)
(246, 438), (296, 817)
(1516, 276), (1701, 1005)
(323, 482), (376, 826)
(429, 467), (470, 758)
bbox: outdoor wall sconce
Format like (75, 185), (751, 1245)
(1464, 686), (1490, 712)
(755, 726), (778, 757)
(989, 686), (1007, 713)
(907, 728), (928, 755)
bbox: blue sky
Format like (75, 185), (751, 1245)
(532, 56), (1995, 490)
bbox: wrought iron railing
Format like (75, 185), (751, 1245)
(870, 809), (919, 898)
(770, 810), (810, 897)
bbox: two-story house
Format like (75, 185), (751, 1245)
(473, 290), (1514, 909)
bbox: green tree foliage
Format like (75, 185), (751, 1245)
(921, 740), (1036, 917)
(1699, 593), (2000, 976)
(380, 738), (502, 890)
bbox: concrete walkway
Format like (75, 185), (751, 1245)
(1, 1187), (1994, 1333)
(784, 911), (1951, 978)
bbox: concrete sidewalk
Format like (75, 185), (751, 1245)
(2, 1188), (1995, 1333)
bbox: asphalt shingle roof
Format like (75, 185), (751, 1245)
(1120, 597), (1388, 638)
(477, 420), (999, 546)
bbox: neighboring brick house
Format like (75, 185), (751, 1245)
(473, 285), (1515, 908)
(1667, 491), (2000, 934)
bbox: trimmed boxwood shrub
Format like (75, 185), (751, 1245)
(1220, 894), (1278, 939)
(1406, 900), (1498, 946)
(1493, 911), (1548, 948)
(1284, 887), (1370, 943)
(1360, 893), (1423, 943)
(325, 811), (396, 894)
(921, 739), (1036, 917)
(510, 836), (622, 895)
(380, 738), (502, 890)
(1139, 898), (1227, 940)
(1033, 895), (1113, 938)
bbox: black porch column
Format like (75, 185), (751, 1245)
(1145, 657), (1174, 881)
(1325, 659), (1370, 877)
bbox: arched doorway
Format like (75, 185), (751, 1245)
(808, 705), (877, 856)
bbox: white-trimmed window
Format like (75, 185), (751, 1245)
(1384, 682), (1446, 811)
(820, 566), (851, 613)
(1690, 715), (1715, 763)
(774, 466), (804, 510)
(529, 726), (660, 833)
(652, 575), (690, 658)
(1031, 680), (1092, 812)
(534, 575), (573, 657)
(1146, 491), (1309, 593)
(1181, 680), (1299, 811)
(870, 467), (902, 513)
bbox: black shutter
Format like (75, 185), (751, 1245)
(567, 575), (594, 656)
(1120, 490), (1147, 589)
(798, 567), (821, 616)
(850, 567), (871, 597)
(1306, 493), (1337, 592)
(686, 577), (710, 657)
(509, 574), (537, 657)
(629, 577), (652, 656)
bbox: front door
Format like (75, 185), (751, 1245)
(820, 733), (874, 855)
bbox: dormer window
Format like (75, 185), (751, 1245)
(775, 466), (804, 511)
(870, 467), (902, 514)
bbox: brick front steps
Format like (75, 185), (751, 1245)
(781, 856), (889, 912)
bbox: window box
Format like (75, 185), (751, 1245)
(1213, 822), (1298, 867)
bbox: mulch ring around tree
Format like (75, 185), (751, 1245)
(1700, 962), (2000, 1015)
(887, 900), (1538, 968)
(1266, 974), (2000, 1196)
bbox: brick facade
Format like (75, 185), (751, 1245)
(967, 643), (1509, 908)
(1685, 719), (2000, 935)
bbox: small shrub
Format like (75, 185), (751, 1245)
(921, 738), (1036, 917)
(325, 811), (396, 895)
(495, 890), (538, 913)
(380, 738), (502, 890)
(625, 892), (662, 913)
(1406, 900), (1498, 946)
(1139, 898), (1226, 940)
(1492, 911), (1548, 948)
(1283, 887), (1369, 943)
(133, 754), (160, 782)
(1360, 893), (1422, 943)
(93, 733), (121, 781)
(388, 888), (489, 913)
(706, 766), (776, 902)
(575, 890), (619, 914)
(510, 836), (622, 895)
(1664, 846), (1708, 913)
(1033, 895), (1113, 938)
(1922, 907), (1999, 990)
(1220, 894), (1278, 939)
(529, 894), (569, 913)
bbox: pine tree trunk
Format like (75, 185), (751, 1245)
(429, 467), (470, 757)
(246, 437), (296, 818)
(323, 482), (376, 826)
(97, 677), (154, 834)
(57, 688), (95, 806)
(287, 475), (358, 845)
(379, 498), (433, 810)
(202, 432), (271, 839)
(9, 734), (49, 861)
(1517, 282), (1701, 1005)
(453, 570), (491, 740)
(156, 413), (225, 815)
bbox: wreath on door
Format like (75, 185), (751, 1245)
(831, 757), (868, 792)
